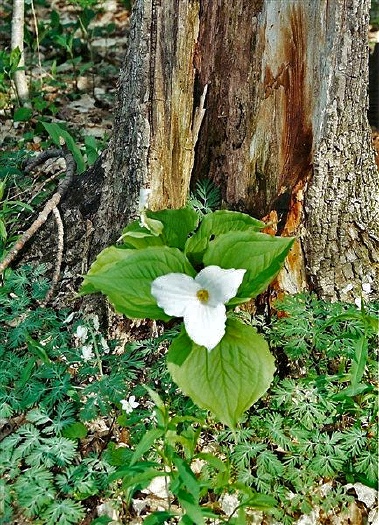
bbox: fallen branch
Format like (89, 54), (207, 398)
(0, 148), (75, 275)
(39, 206), (64, 306)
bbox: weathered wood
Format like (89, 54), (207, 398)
(192, 0), (378, 300)
(147, 0), (200, 209)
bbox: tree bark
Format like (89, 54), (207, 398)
(19, 0), (378, 306)
(190, 0), (379, 301)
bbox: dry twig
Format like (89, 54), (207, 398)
(40, 206), (64, 305)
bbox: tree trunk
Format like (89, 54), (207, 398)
(11, 0), (29, 103)
(24, 0), (378, 306)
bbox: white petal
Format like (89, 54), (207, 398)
(151, 273), (200, 317)
(362, 282), (371, 294)
(195, 266), (246, 305)
(184, 302), (226, 351)
(76, 325), (88, 341)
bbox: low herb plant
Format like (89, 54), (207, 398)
(0, 47), (21, 108)
(81, 196), (295, 428)
(1, 267), (377, 523)
(107, 388), (276, 525)
(101, 293), (377, 524)
(0, 263), (150, 524)
(0, 149), (35, 258)
(215, 294), (378, 524)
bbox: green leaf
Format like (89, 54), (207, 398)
(130, 427), (165, 465)
(175, 489), (205, 525)
(80, 245), (196, 319)
(0, 178), (7, 200)
(141, 213), (164, 236)
(167, 319), (276, 428)
(0, 218), (7, 241)
(84, 135), (100, 165)
(42, 122), (86, 173)
(146, 208), (199, 249)
(143, 511), (177, 525)
(172, 456), (200, 500)
(239, 493), (277, 510)
(144, 386), (166, 411)
(62, 422), (88, 439)
(121, 208), (199, 250)
(26, 335), (51, 364)
(121, 220), (164, 249)
(185, 210), (265, 265)
(332, 383), (370, 400)
(121, 468), (166, 491)
(349, 336), (368, 391)
(13, 107), (33, 122)
(9, 47), (21, 71)
(203, 231), (295, 303)
(196, 452), (228, 473)
(79, 245), (129, 294)
(91, 517), (113, 525)
(108, 461), (160, 482)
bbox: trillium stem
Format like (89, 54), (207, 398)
(88, 325), (103, 376)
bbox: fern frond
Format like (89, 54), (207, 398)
(40, 499), (85, 525)
(189, 179), (221, 215)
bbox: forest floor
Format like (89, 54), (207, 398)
(0, 1), (378, 525)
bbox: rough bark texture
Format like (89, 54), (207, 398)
(303, 1), (379, 301)
(17, 0), (378, 306)
(192, 0), (378, 300)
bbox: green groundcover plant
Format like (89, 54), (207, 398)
(80, 199), (295, 428)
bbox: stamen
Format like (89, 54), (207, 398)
(196, 289), (209, 303)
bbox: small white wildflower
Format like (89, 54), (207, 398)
(120, 396), (139, 414)
(362, 282), (371, 295)
(151, 265), (246, 351)
(100, 336), (110, 353)
(355, 297), (363, 310)
(75, 325), (88, 341)
(81, 345), (94, 361)
(355, 282), (372, 310)
(91, 314), (100, 332)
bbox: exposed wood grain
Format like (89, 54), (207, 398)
(147, 0), (201, 209)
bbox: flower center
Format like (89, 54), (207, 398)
(196, 288), (209, 303)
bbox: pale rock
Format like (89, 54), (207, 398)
(131, 498), (147, 516)
(141, 475), (170, 499)
(295, 509), (320, 525)
(96, 501), (120, 523)
(351, 482), (378, 509)
(219, 493), (239, 517)
(368, 508), (379, 525)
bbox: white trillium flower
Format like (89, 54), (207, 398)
(151, 265), (246, 351)
(355, 282), (372, 309)
(121, 396), (139, 414)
